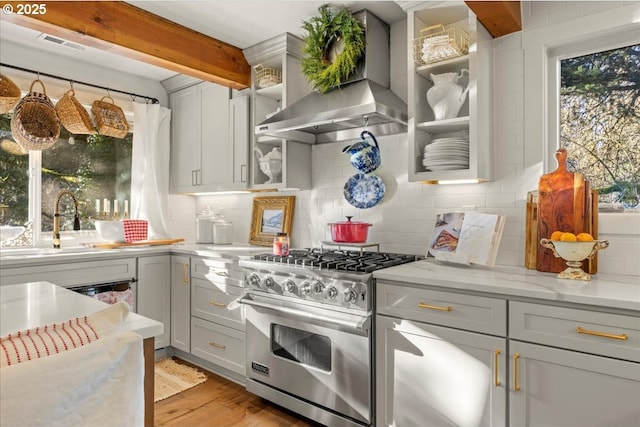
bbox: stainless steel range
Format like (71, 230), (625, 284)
(239, 249), (418, 427)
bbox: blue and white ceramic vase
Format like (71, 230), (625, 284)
(343, 130), (381, 174)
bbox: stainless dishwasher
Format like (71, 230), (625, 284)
(69, 279), (137, 312)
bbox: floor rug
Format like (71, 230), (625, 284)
(154, 358), (207, 402)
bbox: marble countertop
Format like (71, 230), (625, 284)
(373, 259), (640, 312)
(0, 243), (268, 268)
(0, 281), (163, 339)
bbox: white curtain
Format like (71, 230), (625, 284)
(131, 102), (171, 239)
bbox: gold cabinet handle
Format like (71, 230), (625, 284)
(214, 270), (229, 277)
(513, 352), (520, 392)
(209, 299), (227, 307)
(418, 302), (452, 312)
(576, 326), (628, 341)
(182, 262), (189, 283)
(209, 341), (226, 349)
(494, 349), (501, 387)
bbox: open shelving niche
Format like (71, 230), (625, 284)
(244, 33), (313, 190)
(406, 1), (494, 184)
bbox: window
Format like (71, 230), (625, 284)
(0, 112), (132, 245)
(560, 44), (640, 210)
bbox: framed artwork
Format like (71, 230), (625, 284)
(249, 195), (295, 246)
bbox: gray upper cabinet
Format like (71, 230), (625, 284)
(405, 1), (494, 184)
(243, 33), (312, 190)
(166, 75), (249, 193)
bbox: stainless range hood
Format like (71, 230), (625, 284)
(254, 9), (408, 144)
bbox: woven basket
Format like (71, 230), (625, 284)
(254, 64), (282, 89)
(10, 79), (60, 151)
(0, 73), (22, 114)
(91, 96), (129, 138)
(55, 89), (96, 135)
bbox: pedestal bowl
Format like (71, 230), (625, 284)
(540, 239), (609, 281)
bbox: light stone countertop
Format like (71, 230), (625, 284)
(0, 281), (163, 338)
(0, 243), (268, 268)
(373, 259), (640, 312)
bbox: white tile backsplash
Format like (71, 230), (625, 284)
(184, 2), (639, 277)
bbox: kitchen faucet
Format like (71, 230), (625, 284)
(52, 190), (81, 248)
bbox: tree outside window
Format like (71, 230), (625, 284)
(0, 112), (132, 244)
(560, 44), (640, 210)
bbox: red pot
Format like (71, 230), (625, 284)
(328, 216), (372, 243)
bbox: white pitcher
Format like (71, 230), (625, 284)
(426, 69), (469, 120)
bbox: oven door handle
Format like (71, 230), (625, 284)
(240, 296), (370, 334)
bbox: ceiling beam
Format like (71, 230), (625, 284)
(465, 1), (522, 38)
(1, 1), (251, 90)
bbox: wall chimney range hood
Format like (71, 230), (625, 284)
(254, 10), (408, 144)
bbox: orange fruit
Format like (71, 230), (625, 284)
(550, 231), (563, 241)
(560, 232), (577, 242)
(576, 232), (594, 241)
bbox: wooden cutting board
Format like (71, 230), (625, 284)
(87, 238), (185, 249)
(535, 148), (596, 273)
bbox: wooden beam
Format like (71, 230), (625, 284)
(1, 1), (251, 90)
(465, 1), (522, 38)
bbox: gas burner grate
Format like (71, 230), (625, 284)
(252, 249), (418, 273)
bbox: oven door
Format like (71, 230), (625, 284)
(241, 293), (372, 425)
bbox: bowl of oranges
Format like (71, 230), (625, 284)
(540, 232), (609, 281)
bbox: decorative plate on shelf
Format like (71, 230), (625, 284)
(343, 173), (385, 209)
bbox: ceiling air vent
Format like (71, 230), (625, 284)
(37, 33), (85, 51)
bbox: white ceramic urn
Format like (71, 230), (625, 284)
(426, 69), (469, 120)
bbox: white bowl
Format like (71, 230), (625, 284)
(95, 220), (125, 242)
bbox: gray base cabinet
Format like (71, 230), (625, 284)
(376, 280), (640, 427)
(376, 281), (507, 427)
(0, 258), (136, 287)
(189, 256), (246, 376)
(170, 255), (190, 352)
(509, 341), (640, 427)
(509, 301), (640, 427)
(137, 255), (171, 349)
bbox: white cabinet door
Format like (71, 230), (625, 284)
(137, 255), (171, 349)
(229, 95), (249, 186)
(170, 82), (247, 193)
(170, 255), (190, 352)
(509, 340), (640, 427)
(376, 315), (506, 427)
(200, 82), (231, 190)
(170, 85), (200, 192)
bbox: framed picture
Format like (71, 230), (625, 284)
(249, 195), (295, 246)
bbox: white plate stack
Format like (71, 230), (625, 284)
(423, 136), (469, 171)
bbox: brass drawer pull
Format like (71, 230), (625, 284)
(513, 352), (520, 392)
(576, 326), (628, 341)
(418, 302), (452, 312)
(209, 299), (227, 307)
(214, 270), (229, 277)
(494, 349), (501, 387)
(182, 263), (189, 283)
(209, 341), (226, 349)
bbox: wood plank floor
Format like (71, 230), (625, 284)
(154, 359), (321, 427)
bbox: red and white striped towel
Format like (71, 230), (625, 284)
(0, 302), (129, 368)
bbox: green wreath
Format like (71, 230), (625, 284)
(301, 5), (366, 94)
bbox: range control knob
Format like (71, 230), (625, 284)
(247, 273), (260, 288)
(283, 280), (297, 294)
(344, 289), (358, 304)
(300, 281), (312, 296)
(262, 276), (276, 289)
(312, 280), (325, 295)
(326, 286), (338, 300)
